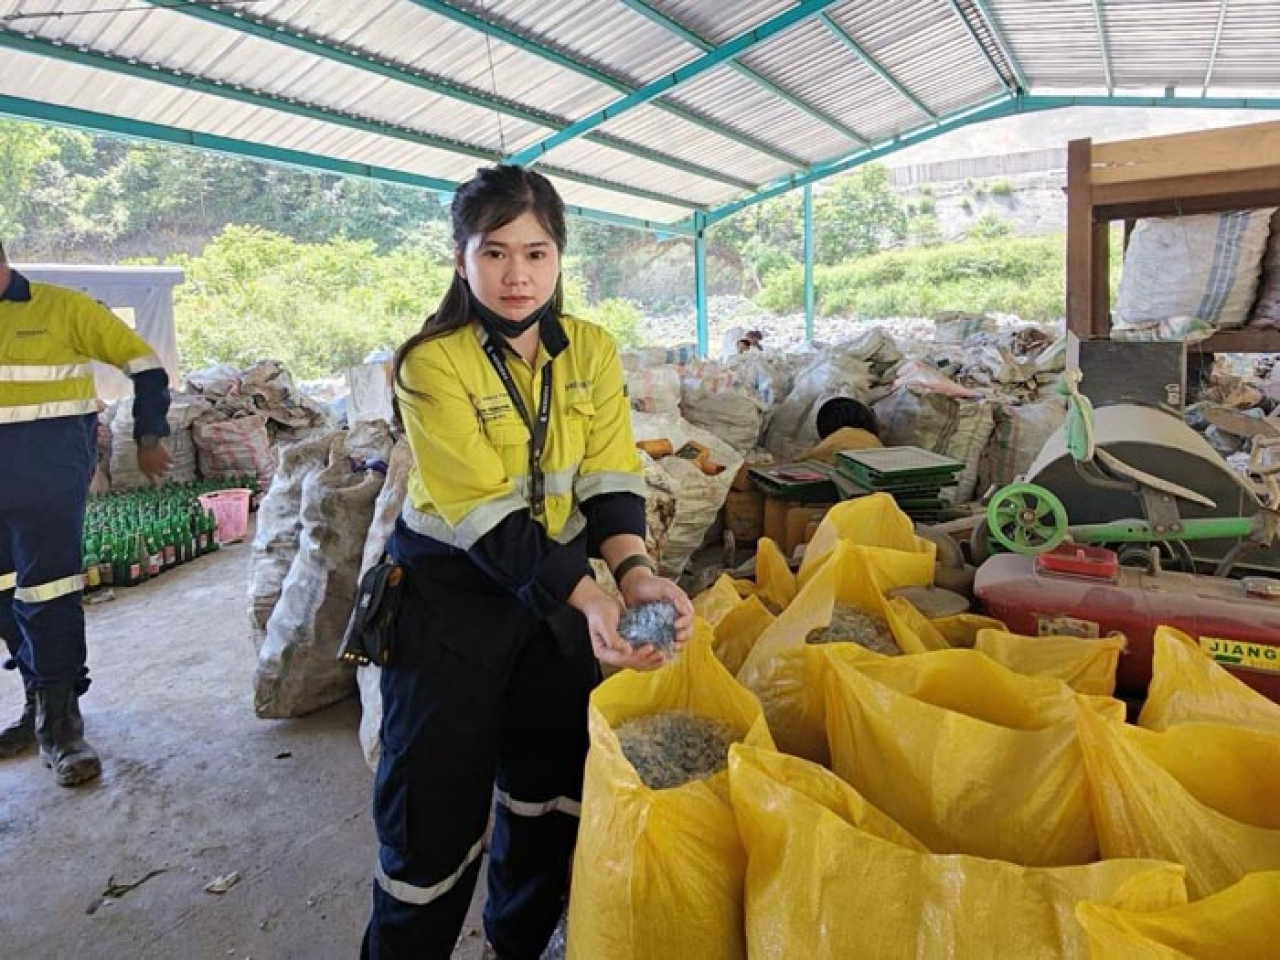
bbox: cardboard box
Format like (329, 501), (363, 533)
(763, 497), (832, 556)
(723, 489), (764, 543)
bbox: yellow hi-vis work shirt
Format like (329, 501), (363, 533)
(0, 280), (164, 424)
(397, 316), (645, 550)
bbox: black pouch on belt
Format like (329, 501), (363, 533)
(338, 558), (405, 667)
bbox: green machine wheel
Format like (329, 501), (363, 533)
(985, 483), (1069, 555)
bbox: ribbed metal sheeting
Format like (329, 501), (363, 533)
(1, 0), (1279, 227)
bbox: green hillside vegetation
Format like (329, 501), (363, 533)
(757, 233), (1122, 322)
(148, 226), (643, 380)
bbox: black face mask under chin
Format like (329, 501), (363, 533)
(466, 285), (556, 340)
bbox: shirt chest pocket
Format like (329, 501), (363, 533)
(482, 416), (531, 453)
(563, 400), (595, 458)
(3, 330), (60, 363)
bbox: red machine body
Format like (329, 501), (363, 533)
(974, 551), (1280, 701)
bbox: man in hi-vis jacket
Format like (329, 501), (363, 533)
(0, 241), (172, 786)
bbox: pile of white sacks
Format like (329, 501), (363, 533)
(622, 311), (1067, 529)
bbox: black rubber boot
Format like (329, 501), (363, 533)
(36, 684), (101, 787)
(0, 685), (36, 758)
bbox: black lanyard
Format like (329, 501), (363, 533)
(481, 338), (553, 518)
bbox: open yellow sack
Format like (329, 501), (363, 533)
(976, 628), (1124, 696)
(737, 542), (940, 762)
(729, 744), (1188, 960)
(825, 648), (1124, 865)
(566, 623), (775, 960)
(1078, 706), (1280, 897)
(1077, 871), (1280, 960)
(751, 536), (796, 613)
(797, 493), (935, 588)
(693, 574), (742, 627)
(1139, 626), (1280, 734)
(929, 612), (1007, 648)
(711, 594), (774, 677)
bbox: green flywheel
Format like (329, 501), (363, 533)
(985, 483), (1069, 555)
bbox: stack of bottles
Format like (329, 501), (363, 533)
(81, 477), (253, 593)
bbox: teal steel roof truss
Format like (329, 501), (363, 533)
(617, 0), (869, 146)
(0, 92), (693, 237)
(817, 12), (937, 122)
(141, 0), (756, 192)
(506, 0), (843, 167)
(0, 29), (705, 214)
(405, 0), (807, 168)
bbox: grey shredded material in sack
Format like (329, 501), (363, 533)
(805, 603), (900, 656)
(615, 711), (738, 790)
(618, 601), (677, 653)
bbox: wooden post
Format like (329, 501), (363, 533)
(1066, 138), (1095, 340)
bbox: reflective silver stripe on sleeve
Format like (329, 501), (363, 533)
(401, 494), (528, 550)
(122, 353), (164, 376)
(574, 471), (647, 500)
(373, 837), (484, 906)
(553, 509), (586, 545)
(513, 464), (577, 500)
(0, 399), (99, 424)
(451, 495), (529, 550)
(14, 573), (85, 604)
(0, 363), (91, 382)
(400, 503), (459, 546)
(0, 572), (15, 591)
(494, 788), (581, 819)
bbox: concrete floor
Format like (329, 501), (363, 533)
(0, 533), (499, 960)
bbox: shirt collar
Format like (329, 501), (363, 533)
(0, 269), (32, 303)
(476, 313), (570, 360)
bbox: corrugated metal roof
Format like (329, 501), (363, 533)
(1, 0), (1279, 230)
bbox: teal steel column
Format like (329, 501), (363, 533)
(803, 184), (815, 341)
(694, 215), (709, 357)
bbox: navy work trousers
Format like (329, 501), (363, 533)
(0, 414), (95, 693)
(362, 543), (599, 960)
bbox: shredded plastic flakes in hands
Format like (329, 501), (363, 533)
(618, 601), (677, 654)
(805, 603), (900, 656)
(615, 711), (739, 790)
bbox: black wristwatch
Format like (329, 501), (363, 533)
(611, 553), (657, 584)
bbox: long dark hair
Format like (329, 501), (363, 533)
(393, 165), (567, 403)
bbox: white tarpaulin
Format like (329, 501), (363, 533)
(16, 264), (183, 401)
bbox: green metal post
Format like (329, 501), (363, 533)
(803, 184), (815, 341)
(695, 216), (709, 357)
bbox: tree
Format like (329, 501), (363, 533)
(813, 163), (907, 264)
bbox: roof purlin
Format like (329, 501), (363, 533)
(405, 0), (809, 168)
(138, 0), (756, 192)
(505, 0), (844, 167)
(0, 28), (706, 212)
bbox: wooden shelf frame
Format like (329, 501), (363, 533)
(1066, 120), (1280, 352)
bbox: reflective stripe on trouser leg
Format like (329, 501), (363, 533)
(364, 554), (523, 960)
(14, 574), (84, 604)
(484, 617), (600, 960)
(0, 417), (94, 691)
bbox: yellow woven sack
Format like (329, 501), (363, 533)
(1077, 706), (1280, 898)
(711, 594), (774, 677)
(797, 493), (935, 588)
(728, 744), (1188, 960)
(737, 542), (938, 762)
(1139, 625), (1280, 734)
(825, 648), (1124, 865)
(976, 628), (1124, 695)
(566, 623), (775, 960)
(1077, 871), (1280, 960)
(693, 574), (742, 627)
(752, 536), (796, 613)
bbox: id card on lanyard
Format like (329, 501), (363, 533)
(481, 338), (553, 518)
